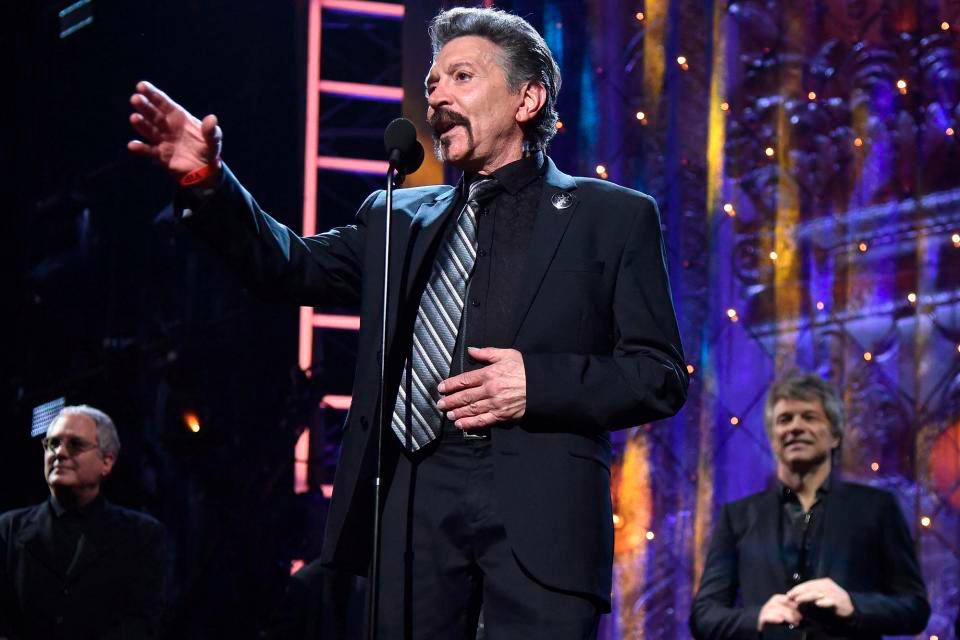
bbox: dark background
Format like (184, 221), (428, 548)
(7, 0), (310, 634)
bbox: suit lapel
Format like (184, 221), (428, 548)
(380, 188), (457, 351)
(402, 188), (458, 301)
(18, 503), (62, 578)
(756, 490), (789, 590)
(506, 158), (578, 344)
(816, 480), (845, 578)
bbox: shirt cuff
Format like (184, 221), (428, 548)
(176, 165), (227, 220)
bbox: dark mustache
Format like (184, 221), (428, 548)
(429, 108), (470, 134)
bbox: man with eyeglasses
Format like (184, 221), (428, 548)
(0, 405), (167, 639)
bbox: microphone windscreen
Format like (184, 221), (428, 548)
(384, 118), (417, 155)
(404, 141), (425, 174)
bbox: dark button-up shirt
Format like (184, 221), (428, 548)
(440, 152), (545, 433)
(778, 475), (846, 639)
(48, 495), (106, 575)
(779, 475), (830, 588)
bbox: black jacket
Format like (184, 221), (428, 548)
(179, 157), (688, 609)
(0, 498), (166, 640)
(690, 481), (930, 639)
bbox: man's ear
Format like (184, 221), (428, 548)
(101, 453), (116, 477)
(515, 81), (547, 125)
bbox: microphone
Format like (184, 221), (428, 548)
(384, 118), (425, 177)
(370, 117), (425, 635)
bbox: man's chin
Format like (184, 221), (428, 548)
(48, 473), (77, 487)
(436, 135), (474, 165)
(782, 453), (828, 469)
(439, 145), (466, 164)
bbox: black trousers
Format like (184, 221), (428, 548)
(375, 430), (600, 640)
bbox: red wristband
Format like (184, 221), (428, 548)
(178, 160), (222, 187)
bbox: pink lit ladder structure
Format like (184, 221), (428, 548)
(294, 0), (405, 505)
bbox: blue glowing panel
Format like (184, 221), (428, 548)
(31, 397), (64, 438)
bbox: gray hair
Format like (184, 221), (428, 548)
(429, 7), (562, 151)
(50, 405), (122, 459)
(764, 371), (844, 442)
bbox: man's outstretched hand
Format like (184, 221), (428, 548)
(127, 81), (222, 184)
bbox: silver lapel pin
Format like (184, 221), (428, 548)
(551, 191), (573, 210)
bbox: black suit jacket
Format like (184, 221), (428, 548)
(690, 481), (930, 640)
(0, 498), (166, 640)
(179, 157), (688, 608)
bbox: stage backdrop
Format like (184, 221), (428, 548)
(433, 1), (960, 638)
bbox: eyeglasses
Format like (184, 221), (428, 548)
(41, 436), (99, 456)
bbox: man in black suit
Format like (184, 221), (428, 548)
(0, 406), (166, 639)
(690, 372), (930, 639)
(127, 7), (687, 637)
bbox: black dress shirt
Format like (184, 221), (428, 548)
(49, 494), (107, 575)
(779, 475), (830, 589)
(453, 152), (545, 372)
(439, 152), (545, 434)
(777, 475), (862, 639)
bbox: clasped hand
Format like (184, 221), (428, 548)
(436, 347), (526, 430)
(757, 578), (854, 630)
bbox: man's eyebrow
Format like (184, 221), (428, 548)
(425, 60), (479, 85)
(448, 61), (478, 74)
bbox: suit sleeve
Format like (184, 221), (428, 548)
(523, 195), (688, 430)
(689, 504), (761, 640)
(846, 493), (930, 636)
(176, 164), (371, 308)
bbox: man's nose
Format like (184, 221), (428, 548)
(779, 419), (799, 432)
(428, 83), (450, 110)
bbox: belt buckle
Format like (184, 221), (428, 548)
(462, 428), (490, 440)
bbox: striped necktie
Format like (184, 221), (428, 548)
(391, 178), (500, 451)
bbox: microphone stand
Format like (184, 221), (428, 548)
(367, 152), (405, 640)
